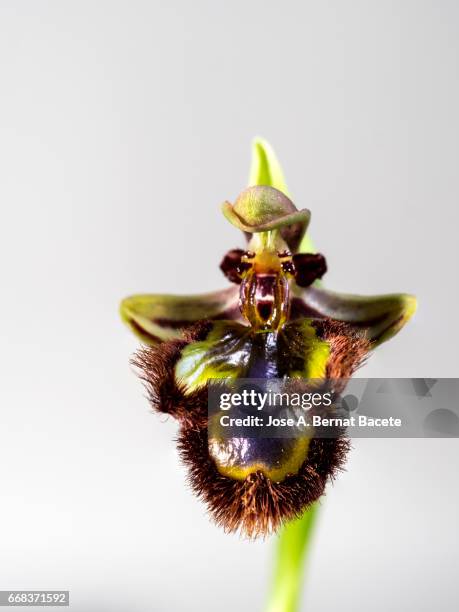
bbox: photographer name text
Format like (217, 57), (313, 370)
(219, 414), (402, 428)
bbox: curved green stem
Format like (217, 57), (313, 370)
(265, 504), (319, 612)
(249, 138), (321, 612)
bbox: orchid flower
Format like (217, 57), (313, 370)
(120, 140), (416, 538)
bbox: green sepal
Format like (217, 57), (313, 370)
(249, 137), (290, 194)
(120, 286), (239, 346)
(302, 286), (417, 346)
(249, 137), (315, 254)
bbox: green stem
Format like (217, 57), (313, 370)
(265, 504), (319, 612)
(249, 138), (320, 612)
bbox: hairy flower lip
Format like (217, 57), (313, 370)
(178, 424), (350, 538)
(130, 318), (370, 537)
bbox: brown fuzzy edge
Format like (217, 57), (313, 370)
(177, 426), (350, 538)
(131, 317), (370, 537)
(131, 320), (212, 429)
(314, 319), (372, 379)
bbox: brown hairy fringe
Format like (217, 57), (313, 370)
(178, 426), (350, 538)
(314, 319), (371, 380)
(132, 317), (370, 537)
(131, 320), (212, 429)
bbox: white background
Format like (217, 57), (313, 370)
(0, 1), (458, 610)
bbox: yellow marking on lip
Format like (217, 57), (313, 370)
(208, 437), (310, 483)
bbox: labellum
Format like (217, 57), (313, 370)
(121, 173), (416, 538)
